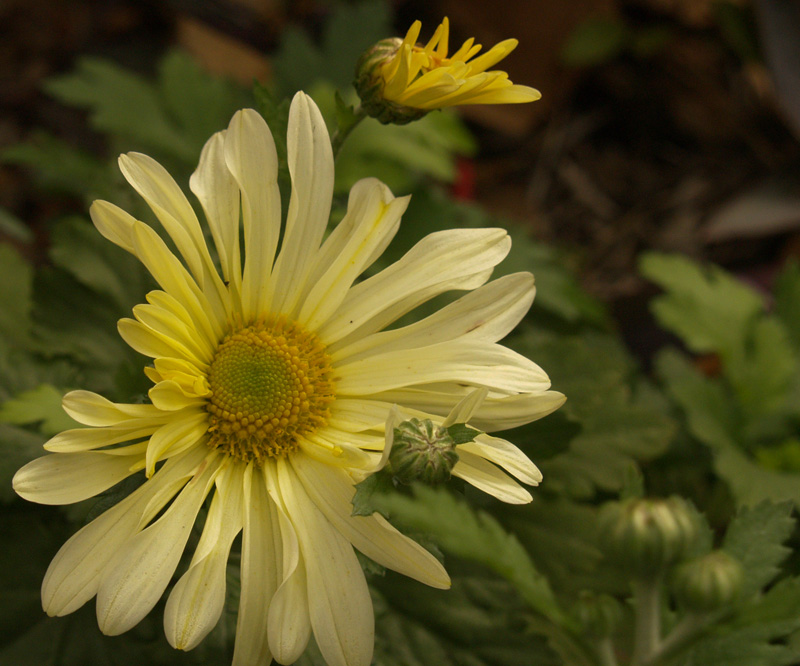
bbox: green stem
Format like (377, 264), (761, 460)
(631, 577), (662, 666)
(331, 104), (368, 158)
(643, 611), (722, 666)
(596, 638), (621, 666)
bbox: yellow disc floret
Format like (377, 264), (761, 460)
(206, 317), (334, 464)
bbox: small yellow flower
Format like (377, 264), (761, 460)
(356, 17), (541, 123)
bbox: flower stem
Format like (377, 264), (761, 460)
(631, 577), (662, 666)
(331, 104), (368, 158)
(643, 611), (721, 666)
(596, 638), (621, 666)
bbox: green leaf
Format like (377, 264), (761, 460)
(351, 471), (396, 517)
(0, 385), (78, 437)
(513, 329), (673, 497)
(722, 501), (795, 597)
(446, 424), (482, 445)
(44, 57), (197, 163)
(374, 486), (570, 628)
(273, 1), (391, 94)
(773, 259), (800, 352)
(334, 102), (475, 195)
(0, 244), (33, 350)
(561, 17), (629, 67)
(48, 216), (149, 312)
(371, 568), (562, 666)
(657, 348), (800, 506)
(640, 252), (763, 360)
(157, 50), (246, 149)
(1, 133), (114, 201)
(0, 207), (33, 243)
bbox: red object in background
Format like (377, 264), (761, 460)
(451, 157), (476, 201)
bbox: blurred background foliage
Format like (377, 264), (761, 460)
(2, 0), (800, 665)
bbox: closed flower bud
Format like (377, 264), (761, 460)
(355, 38), (428, 125)
(671, 550), (743, 613)
(598, 497), (698, 577)
(388, 417), (459, 484)
(572, 591), (623, 638)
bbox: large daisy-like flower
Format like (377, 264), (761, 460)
(356, 17), (540, 124)
(13, 92), (564, 666)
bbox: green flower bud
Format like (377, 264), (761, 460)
(671, 550), (743, 613)
(354, 38), (428, 125)
(572, 591), (623, 639)
(597, 497), (698, 577)
(388, 417), (459, 484)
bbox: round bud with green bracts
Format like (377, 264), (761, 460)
(354, 38), (428, 125)
(671, 550), (743, 613)
(572, 591), (623, 639)
(388, 417), (459, 484)
(597, 497), (699, 578)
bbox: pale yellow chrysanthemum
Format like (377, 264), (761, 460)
(13, 92), (564, 666)
(381, 17), (540, 109)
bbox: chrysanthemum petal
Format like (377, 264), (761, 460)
(118, 153), (207, 282)
(145, 410), (208, 477)
(371, 386), (567, 431)
(224, 108), (281, 320)
(149, 380), (205, 411)
(299, 179), (409, 331)
(118, 317), (210, 368)
(41, 446), (207, 617)
(96, 453), (220, 636)
(459, 435), (543, 486)
(328, 399), (392, 432)
(319, 228), (511, 344)
(62, 390), (162, 427)
(335, 340), (550, 395)
(233, 464), (280, 666)
(165, 463), (244, 651)
(298, 435), (378, 470)
(44, 423), (159, 453)
(130, 222), (224, 343)
(275, 459), (374, 666)
(132, 301), (216, 364)
(465, 38), (518, 74)
(271, 93), (334, 316)
(452, 450), (532, 504)
(190, 130), (242, 291)
(332, 272), (535, 363)
(13, 451), (141, 505)
(264, 462), (312, 664)
(89, 200), (137, 253)
(293, 453), (450, 588)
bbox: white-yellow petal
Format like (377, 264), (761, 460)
(292, 453), (450, 588)
(452, 450), (532, 504)
(41, 446), (207, 617)
(233, 464), (279, 666)
(96, 453), (220, 636)
(224, 108), (281, 320)
(263, 462), (312, 665)
(332, 272), (535, 363)
(13, 451), (141, 505)
(319, 228), (511, 345)
(271, 92), (335, 317)
(165, 463), (244, 651)
(190, 130), (242, 290)
(275, 459), (374, 666)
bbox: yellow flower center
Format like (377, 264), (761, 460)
(206, 317), (334, 464)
